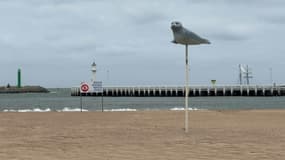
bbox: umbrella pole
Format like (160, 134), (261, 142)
(185, 44), (189, 133)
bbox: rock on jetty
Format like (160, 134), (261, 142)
(0, 86), (49, 93)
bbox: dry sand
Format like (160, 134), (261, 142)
(0, 110), (285, 160)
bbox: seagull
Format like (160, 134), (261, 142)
(171, 21), (210, 45)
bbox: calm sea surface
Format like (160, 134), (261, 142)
(1, 88), (285, 112)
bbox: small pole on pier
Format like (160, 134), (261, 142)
(185, 44), (189, 133)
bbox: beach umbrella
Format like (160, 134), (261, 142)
(171, 21), (210, 133)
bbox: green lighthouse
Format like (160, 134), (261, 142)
(17, 68), (21, 88)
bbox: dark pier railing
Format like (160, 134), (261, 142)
(71, 84), (285, 97)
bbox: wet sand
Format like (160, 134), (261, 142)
(0, 110), (285, 160)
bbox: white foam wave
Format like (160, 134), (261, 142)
(3, 109), (17, 112)
(170, 107), (199, 111)
(2, 108), (160, 112)
(58, 107), (88, 112)
(3, 108), (51, 112)
(2, 107), (87, 112)
(104, 108), (137, 112)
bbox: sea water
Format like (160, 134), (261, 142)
(1, 88), (285, 112)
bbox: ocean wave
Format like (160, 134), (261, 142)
(2, 107), (87, 112)
(170, 107), (199, 111)
(2, 107), (201, 112)
(3, 108), (51, 112)
(2, 107), (137, 112)
(58, 107), (88, 112)
(103, 108), (137, 112)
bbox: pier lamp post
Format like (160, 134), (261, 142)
(170, 21), (210, 133)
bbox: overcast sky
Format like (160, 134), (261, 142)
(1, 0), (285, 88)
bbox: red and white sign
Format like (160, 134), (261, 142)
(80, 82), (90, 93)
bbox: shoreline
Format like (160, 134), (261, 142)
(1, 107), (198, 112)
(1, 107), (285, 112)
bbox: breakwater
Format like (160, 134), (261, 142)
(0, 86), (49, 93)
(71, 84), (285, 97)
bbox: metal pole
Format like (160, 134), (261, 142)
(246, 65), (249, 85)
(80, 93), (83, 112)
(185, 44), (189, 133)
(239, 64), (242, 85)
(101, 94), (104, 112)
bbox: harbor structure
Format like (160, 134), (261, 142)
(72, 62), (285, 97)
(71, 84), (285, 97)
(0, 86), (49, 93)
(0, 68), (49, 94)
(17, 68), (21, 88)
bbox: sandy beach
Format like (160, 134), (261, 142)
(0, 110), (285, 160)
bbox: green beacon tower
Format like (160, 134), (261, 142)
(17, 68), (21, 88)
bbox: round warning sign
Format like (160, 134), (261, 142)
(80, 83), (89, 93)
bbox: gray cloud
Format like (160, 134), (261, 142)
(209, 32), (249, 41)
(1, 0), (285, 87)
(262, 15), (285, 25)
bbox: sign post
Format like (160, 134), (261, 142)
(80, 82), (90, 112)
(92, 81), (104, 112)
(79, 81), (103, 112)
(80, 92), (82, 112)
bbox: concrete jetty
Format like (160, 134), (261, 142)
(71, 84), (285, 97)
(0, 86), (49, 94)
